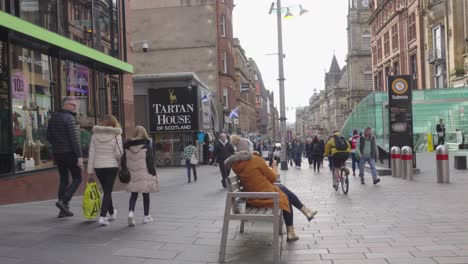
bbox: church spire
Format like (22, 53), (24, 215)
(329, 54), (341, 73)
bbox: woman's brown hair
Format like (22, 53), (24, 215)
(99, 115), (121, 128)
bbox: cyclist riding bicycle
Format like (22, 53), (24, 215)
(324, 130), (351, 191)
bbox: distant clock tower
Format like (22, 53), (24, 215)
(346, 0), (373, 109)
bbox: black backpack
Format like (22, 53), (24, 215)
(312, 142), (321, 153)
(334, 135), (348, 151)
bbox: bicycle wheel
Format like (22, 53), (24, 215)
(340, 168), (349, 194)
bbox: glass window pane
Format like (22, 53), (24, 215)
(10, 43), (54, 171)
(18, 0), (58, 32)
(60, 59), (96, 158)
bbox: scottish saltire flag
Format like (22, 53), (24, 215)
(229, 107), (239, 118)
(201, 93), (211, 103)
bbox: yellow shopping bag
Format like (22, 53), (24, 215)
(82, 178), (102, 219)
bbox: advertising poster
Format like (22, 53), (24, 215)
(11, 71), (29, 100)
(66, 61), (89, 95)
(388, 75), (414, 161)
(148, 87), (199, 133)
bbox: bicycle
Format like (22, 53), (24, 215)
(332, 164), (349, 195)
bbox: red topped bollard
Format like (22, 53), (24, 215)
(401, 146), (413, 180)
(436, 145), (450, 183)
(390, 146), (402, 178)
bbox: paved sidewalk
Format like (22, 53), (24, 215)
(1, 158), (468, 264)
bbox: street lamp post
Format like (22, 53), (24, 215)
(269, 1), (307, 170)
(274, 0), (288, 170)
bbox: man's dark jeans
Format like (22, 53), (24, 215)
(55, 152), (82, 203)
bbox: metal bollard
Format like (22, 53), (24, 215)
(401, 146), (413, 180)
(436, 145), (450, 183)
(390, 146), (402, 178)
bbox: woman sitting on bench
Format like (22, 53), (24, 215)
(226, 137), (318, 242)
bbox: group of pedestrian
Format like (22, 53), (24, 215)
(47, 97), (158, 227)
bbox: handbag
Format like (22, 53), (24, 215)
(115, 137), (131, 183)
(190, 153), (198, 165)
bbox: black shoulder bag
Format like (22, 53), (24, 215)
(115, 137), (131, 183)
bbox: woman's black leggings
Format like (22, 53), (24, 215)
(278, 185), (304, 227)
(95, 167), (118, 217)
(129, 192), (150, 216)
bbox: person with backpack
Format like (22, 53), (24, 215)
(184, 141), (198, 183)
(349, 130), (361, 177)
(355, 127), (380, 185)
(324, 131), (351, 191)
(310, 136), (324, 173)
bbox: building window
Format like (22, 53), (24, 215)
(220, 15), (226, 37)
(372, 45), (377, 65)
(435, 64), (445, 88)
(377, 38), (382, 61)
(223, 87), (228, 109)
(362, 31), (371, 51)
(391, 23), (398, 51)
(384, 31), (390, 56)
(0, 40), (11, 174)
(393, 61), (399, 75)
(364, 72), (373, 91)
(410, 54), (417, 89)
(408, 12), (416, 41)
(433, 25), (445, 59)
(221, 50), (227, 73)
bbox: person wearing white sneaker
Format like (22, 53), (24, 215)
(128, 211), (135, 227)
(87, 115), (123, 226)
(143, 215), (153, 224)
(123, 126), (159, 227)
(98, 216), (110, 226)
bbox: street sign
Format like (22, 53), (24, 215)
(388, 75), (414, 166)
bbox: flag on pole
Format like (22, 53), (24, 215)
(229, 107), (239, 119)
(201, 93), (211, 103)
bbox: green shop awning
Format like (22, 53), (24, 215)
(0, 11), (133, 74)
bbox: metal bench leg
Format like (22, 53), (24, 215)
(273, 216), (280, 264)
(240, 220), (246, 233)
(279, 212), (284, 235)
(219, 196), (232, 263)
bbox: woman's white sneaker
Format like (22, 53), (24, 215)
(108, 209), (117, 221)
(143, 215), (154, 224)
(128, 211), (136, 227)
(98, 217), (110, 226)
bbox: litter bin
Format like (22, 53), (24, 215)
(454, 156), (467, 170)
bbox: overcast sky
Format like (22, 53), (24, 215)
(233, 0), (348, 122)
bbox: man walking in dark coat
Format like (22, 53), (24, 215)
(46, 97), (82, 217)
(213, 133), (235, 188)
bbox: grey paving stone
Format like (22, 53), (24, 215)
(113, 248), (179, 260)
(0, 257), (22, 264)
(433, 256), (468, 264)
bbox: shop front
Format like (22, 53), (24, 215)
(134, 73), (217, 166)
(0, 7), (133, 204)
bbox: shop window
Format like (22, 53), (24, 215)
(10, 43), (55, 171)
(60, 59), (96, 158)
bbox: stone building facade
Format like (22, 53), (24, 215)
(347, 0), (373, 109)
(369, 0), (425, 91)
(421, 0), (468, 88)
(130, 0), (235, 131)
(233, 38), (257, 136)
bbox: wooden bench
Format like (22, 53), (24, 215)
(219, 174), (284, 264)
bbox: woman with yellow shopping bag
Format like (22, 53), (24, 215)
(122, 126), (159, 226)
(87, 115), (123, 226)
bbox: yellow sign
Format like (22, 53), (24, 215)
(427, 133), (434, 152)
(391, 78), (409, 95)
